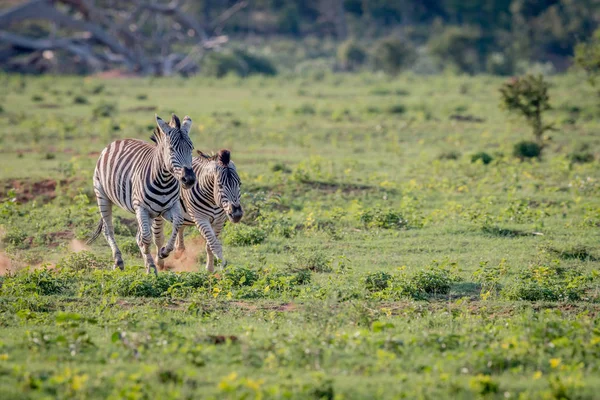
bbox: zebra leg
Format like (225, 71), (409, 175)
(152, 218), (165, 271)
(212, 216), (227, 270)
(158, 202), (185, 259)
(94, 185), (124, 270)
(193, 217), (223, 273)
(174, 226), (186, 260)
(135, 207), (157, 275)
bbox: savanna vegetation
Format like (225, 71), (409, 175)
(0, 70), (599, 398)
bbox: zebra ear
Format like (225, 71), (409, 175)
(155, 114), (171, 135)
(169, 114), (181, 129)
(180, 115), (192, 135)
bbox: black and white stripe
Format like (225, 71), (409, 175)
(88, 114), (195, 274)
(153, 149), (242, 272)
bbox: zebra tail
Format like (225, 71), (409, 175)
(86, 219), (104, 245)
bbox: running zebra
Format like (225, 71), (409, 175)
(88, 114), (196, 275)
(152, 149), (243, 272)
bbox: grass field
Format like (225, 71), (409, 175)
(1, 72), (600, 399)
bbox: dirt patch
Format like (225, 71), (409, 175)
(69, 239), (89, 252)
(94, 70), (140, 79)
(0, 252), (14, 275)
(161, 237), (206, 272)
(0, 178), (69, 204)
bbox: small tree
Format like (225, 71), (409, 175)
(499, 75), (553, 144)
(337, 39), (367, 71)
(372, 37), (416, 76)
(574, 29), (600, 89)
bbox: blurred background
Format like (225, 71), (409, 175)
(0, 0), (598, 77)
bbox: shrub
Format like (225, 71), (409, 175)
(411, 268), (452, 295)
(372, 37), (416, 75)
(364, 271), (392, 292)
(270, 162), (292, 173)
(501, 264), (588, 302)
(387, 104), (406, 114)
(294, 103), (316, 115)
(337, 39), (367, 71)
(294, 251), (332, 273)
(569, 145), (595, 164)
(486, 52), (515, 76)
(2, 228), (28, 249)
(438, 150), (461, 161)
(58, 251), (108, 271)
(359, 208), (408, 230)
(570, 151), (595, 164)
(471, 151), (493, 165)
(574, 28), (600, 88)
(500, 75), (553, 143)
(225, 266), (259, 287)
(31, 95), (44, 102)
(428, 26), (482, 74)
(73, 95), (88, 105)
(202, 50), (276, 78)
(92, 102), (117, 118)
(513, 141), (542, 160)
(223, 224), (267, 246)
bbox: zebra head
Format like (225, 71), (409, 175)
(154, 114), (196, 189)
(200, 149), (243, 223)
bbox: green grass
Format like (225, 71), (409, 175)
(1, 72), (600, 398)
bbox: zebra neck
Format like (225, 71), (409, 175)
(150, 146), (176, 185)
(196, 161), (217, 203)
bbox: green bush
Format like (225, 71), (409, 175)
(372, 37), (416, 75)
(73, 95), (89, 105)
(223, 224), (267, 246)
(359, 208), (408, 230)
(411, 269), (452, 295)
(92, 102), (117, 118)
(500, 75), (553, 143)
(569, 145), (595, 164)
(2, 228), (29, 249)
(574, 28), (600, 88)
(225, 266), (259, 287)
(428, 26), (482, 74)
(471, 151), (493, 165)
(337, 39), (367, 71)
(58, 251), (108, 271)
(364, 271), (392, 292)
(438, 150), (461, 161)
(513, 141), (542, 160)
(387, 104), (406, 114)
(203, 50), (276, 78)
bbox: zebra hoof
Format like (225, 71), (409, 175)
(114, 260), (124, 271)
(147, 265), (158, 276)
(158, 247), (169, 259)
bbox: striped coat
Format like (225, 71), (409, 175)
(154, 149), (242, 272)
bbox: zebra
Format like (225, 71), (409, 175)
(87, 114), (196, 275)
(152, 149), (243, 272)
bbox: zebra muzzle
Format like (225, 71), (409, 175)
(229, 205), (243, 223)
(180, 167), (196, 189)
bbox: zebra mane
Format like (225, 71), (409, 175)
(197, 149), (231, 166)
